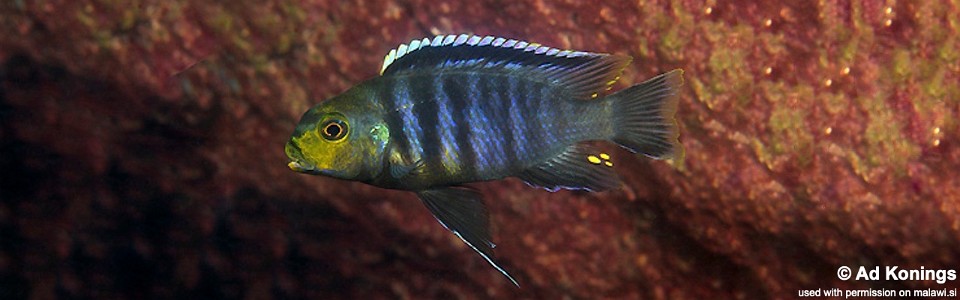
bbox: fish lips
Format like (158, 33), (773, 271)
(287, 160), (323, 175)
(287, 160), (348, 178)
(285, 141), (321, 175)
(287, 160), (311, 172)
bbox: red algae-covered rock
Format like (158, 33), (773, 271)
(1, 0), (959, 299)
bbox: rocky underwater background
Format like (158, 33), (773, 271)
(2, 1), (959, 299)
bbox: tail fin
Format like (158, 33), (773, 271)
(608, 69), (684, 160)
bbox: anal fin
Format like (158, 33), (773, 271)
(517, 144), (622, 192)
(417, 187), (519, 286)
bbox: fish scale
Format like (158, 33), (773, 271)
(490, 75), (519, 167)
(506, 76), (528, 164)
(434, 76), (461, 175)
(396, 77), (424, 165)
(285, 34), (684, 286)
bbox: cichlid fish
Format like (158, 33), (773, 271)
(285, 34), (683, 286)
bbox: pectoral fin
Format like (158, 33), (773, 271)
(417, 187), (519, 286)
(387, 146), (425, 179)
(390, 159), (424, 179)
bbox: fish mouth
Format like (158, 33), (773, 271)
(285, 140), (323, 175)
(284, 140), (343, 177)
(287, 160), (324, 175)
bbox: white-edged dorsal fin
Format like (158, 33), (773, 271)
(380, 34), (593, 75)
(379, 34), (632, 100)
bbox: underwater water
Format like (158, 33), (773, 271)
(1, 0), (958, 299)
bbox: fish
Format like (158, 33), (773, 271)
(285, 34), (683, 286)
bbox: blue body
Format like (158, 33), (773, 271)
(364, 71), (610, 190)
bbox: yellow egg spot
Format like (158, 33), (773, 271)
(824, 79), (833, 87)
(933, 127), (941, 135)
(764, 19), (772, 27)
(933, 139), (941, 147)
(704, 7), (713, 15)
(599, 153), (610, 160)
(884, 19), (892, 27)
(587, 155), (601, 164)
(824, 127), (833, 135)
(885, 7), (893, 15)
(591, 93), (599, 99)
(604, 161), (614, 167)
(764, 67), (772, 75)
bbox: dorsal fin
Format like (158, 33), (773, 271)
(380, 34), (632, 99)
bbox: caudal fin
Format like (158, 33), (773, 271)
(608, 69), (684, 160)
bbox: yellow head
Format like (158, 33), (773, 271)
(285, 88), (388, 181)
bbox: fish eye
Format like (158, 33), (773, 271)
(320, 119), (348, 141)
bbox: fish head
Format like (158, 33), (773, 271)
(285, 89), (388, 181)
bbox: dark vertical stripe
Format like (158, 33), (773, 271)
(445, 75), (476, 175)
(466, 73), (494, 170)
(538, 81), (555, 145)
(477, 73), (493, 168)
(490, 75), (518, 169)
(411, 75), (442, 174)
(435, 76), (460, 174)
(508, 75), (528, 163)
(381, 78), (409, 160)
(522, 78), (545, 156)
